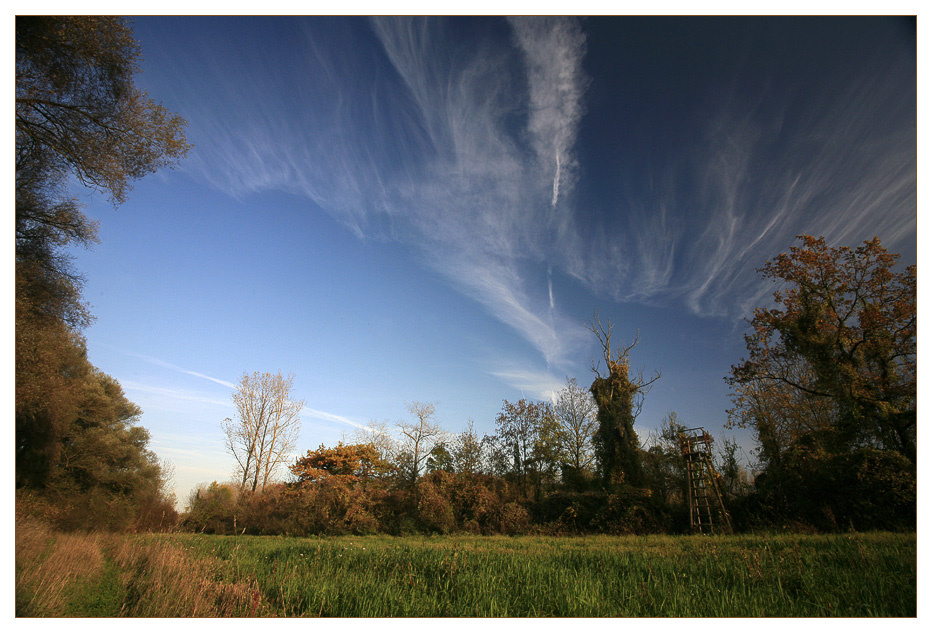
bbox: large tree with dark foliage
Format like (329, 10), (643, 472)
(15, 17), (188, 527)
(16, 16), (189, 326)
(727, 236), (916, 530)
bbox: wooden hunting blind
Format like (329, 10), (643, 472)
(679, 427), (733, 534)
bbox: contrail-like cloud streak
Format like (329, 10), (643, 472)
(302, 407), (368, 430)
(367, 16), (591, 366)
(125, 352), (237, 389)
(509, 17), (589, 209)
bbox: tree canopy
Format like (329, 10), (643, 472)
(724, 235), (916, 531)
(396, 401), (445, 483)
(16, 16), (190, 205)
(554, 376), (598, 474)
(493, 398), (562, 498)
(727, 235), (916, 461)
(16, 16), (190, 331)
(291, 442), (391, 484)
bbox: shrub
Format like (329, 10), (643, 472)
(281, 476), (385, 535)
(747, 447), (916, 531)
(415, 478), (456, 533)
(591, 488), (668, 534)
(824, 449), (916, 530)
(490, 501), (531, 535)
(530, 491), (607, 533)
(234, 485), (303, 536)
(448, 473), (500, 531)
(182, 482), (238, 534)
(132, 493), (180, 532)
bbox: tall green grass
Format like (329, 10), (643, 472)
(163, 531), (915, 617)
(16, 514), (915, 617)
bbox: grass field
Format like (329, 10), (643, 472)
(16, 517), (916, 617)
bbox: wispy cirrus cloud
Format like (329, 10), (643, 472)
(567, 54), (916, 319)
(171, 18), (593, 370)
(687, 67), (915, 316)
(120, 381), (234, 410)
(122, 351), (237, 389)
(508, 17), (589, 209)
(169, 17), (914, 366)
(369, 17), (592, 367)
(149, 432), (228, 459)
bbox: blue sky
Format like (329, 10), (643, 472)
(61, 15), (916, 506)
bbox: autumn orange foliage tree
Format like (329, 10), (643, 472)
(290, 442), (391, 484)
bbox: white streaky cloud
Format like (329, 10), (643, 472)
(172, 17), (594, 367)
(168, 28), (398, 239)
(489, 366), (567, 403)
(178, 369), (237, 390)
(120, 381), (233, 409)
(508, 16), (589, 209)
(368, 16), (591, 366)
(302, 407), (368, 430)
(682, 114), (755, 315)
(152, 444), (228, 461)
(150, 431), (227, 450)
(552, 153), (562, 207)
(124, 351), (237, 389)
(432, 253), (589, 368)
(171, 18), (912, 337)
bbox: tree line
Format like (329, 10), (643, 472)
(187, 370), (753, 536)
(190, 233), (915, 536)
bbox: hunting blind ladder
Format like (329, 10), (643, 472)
(679, 427), (733, 534)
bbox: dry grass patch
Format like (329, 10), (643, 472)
(109, 536), (265, 617)
(15, 515), (268, 617)
(15, 515), (108, 616)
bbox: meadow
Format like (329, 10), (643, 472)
(16, 516), (916, 617)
